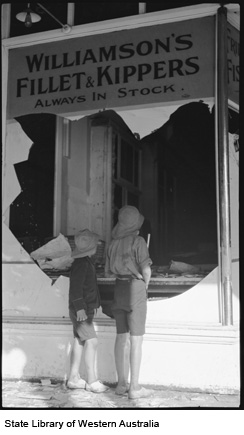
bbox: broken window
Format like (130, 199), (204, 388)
(9, 114), (56, 253)
(6, 102), (222, 301)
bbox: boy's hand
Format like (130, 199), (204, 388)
(77, 309), (87, 322)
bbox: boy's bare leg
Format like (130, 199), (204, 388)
(68, 337), (83, 382)
(128, 335), (154, 399)
(114, 332), (130, 392)
(84, 337), (98, 384)
(129, 335), (143, 392)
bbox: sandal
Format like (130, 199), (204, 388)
(67, 378), (86, 389)
(85, 380), (109, 393)
(128, 387), (154, 399)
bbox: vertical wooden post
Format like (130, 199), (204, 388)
(216, 6), (233, 325)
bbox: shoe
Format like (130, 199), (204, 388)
(67, 378), (86, 389)
(115, 384), (130, 395)
(85, 380), (109, 393)
(128, 387), (154, 400)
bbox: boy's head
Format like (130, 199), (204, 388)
(112, 205), (144, 239)
(72, 229), (100, 258)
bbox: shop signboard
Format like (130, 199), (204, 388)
(7, 16), (215, 118)
(227, 22), (239, 105)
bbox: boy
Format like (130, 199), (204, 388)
(105, 206), (154, 399)
(67, 229), (109, 393)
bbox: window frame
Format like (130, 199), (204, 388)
(112, 128), (142, 223)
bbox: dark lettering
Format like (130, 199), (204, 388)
(99, 46), (116, 62)
(78, 421), (88, 427)
(59, 74), (72, 91)
(137, 41), (153, 56)
(230, 38), (239, 56)
(38, 78), (48, 94)
(83, 49), (97, 64)
(169, 59), (184, 77)
(77, 95), (86, 102)
(51, 98), (63, 105)
(34, 99), (44, 108)
(72, 72), (86, 89)
(154, 61), (166, 79)
(152, 86), (162, 93)
(236, 65), (240, 81)
(16, 77), (28, 97)
(138, 64), (152, 81)
(227, 30), (239, 56)
(227, 59), (232, 83)
(61, 98), (69, 105)
(155, 38), (170, 53)
(119, 43), (135, 59)
(164, 84), (175, 92)
(185, 57), (199, 75)
(75, 50), (81, 65)
(228, 60), (239, 83)
(26, 53), (44, 73)
(5, 420), (29, 428)
(175, 34), (193, 50)
(141, 87), (150, 95)
(63, 52), (75, 67)
(114, 67), (120, 84)
(118, 87), (127, 97)
(97, 66), (113, 85)
(231, 39), (236, 54)
(128, 88), (139, 96)
(123, 65), (137, 83)
(30, 79), (35, 95)
(49, 76), (59, 93)
(44, 56), (50, 70)
(51, 54), (63, 69)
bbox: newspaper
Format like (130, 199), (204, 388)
(30, 234), (73, 270)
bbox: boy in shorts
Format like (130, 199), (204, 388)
(105, 206), (154, 399)
(67, 229), (109, 393)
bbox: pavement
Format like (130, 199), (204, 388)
(1, 380), (241, 409)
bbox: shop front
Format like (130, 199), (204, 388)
(2, 4), (239, 392)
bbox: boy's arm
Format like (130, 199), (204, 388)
(135, 236), (152, 289)
(76, 309), (87, 321)
(141, 264), (151, 290)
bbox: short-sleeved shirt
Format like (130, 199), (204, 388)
(105, 234), (152, 277)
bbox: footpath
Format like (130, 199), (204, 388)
(1, 380), (241, 409)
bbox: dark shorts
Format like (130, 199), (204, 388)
(69, 308), (97, 342)
(111, 278), (147, 336)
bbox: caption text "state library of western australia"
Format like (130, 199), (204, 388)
(4, 419), (160, 429)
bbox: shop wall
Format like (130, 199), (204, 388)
(2, 315), (239, 392)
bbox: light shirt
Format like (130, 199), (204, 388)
(105, 234), (152, 277)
